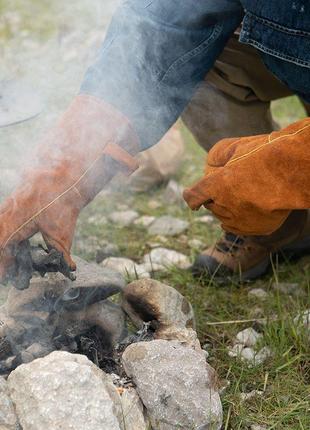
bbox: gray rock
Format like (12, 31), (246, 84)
(248, 288), (268, 300)
(120, 388), (149, 430)
(148, 216), (189, 236)
(0, 376), (18, 430)
(101, 257), (150, 279)
(143, 248), (191, 270)
(188, 239), (204, 249)
(134, 216), (156, 227)
(240, 390), (264, 402)
(272, 282), (300, 295)
(163, 180), (185, 205)
(240, 347), (255, 362)
(241, 347), (272, 367)
(122, 279), (195, 339)
(195, 215), (214, 224)
(122, 340), (222, 430)
(235, 328), (262, 347)
(227, 343), (244, 358)
(108, 210), (139, 227)
(253, 347), (272, 366)
(8, 351), (123, 430)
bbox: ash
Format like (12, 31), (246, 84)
(75, 322), (155, 384)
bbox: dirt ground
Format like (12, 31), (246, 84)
(0, 1), (309, 428)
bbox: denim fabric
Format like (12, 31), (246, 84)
(81, 0), (243, 149)
(81, 1), (310, 149)
(240, 0), (310, 102)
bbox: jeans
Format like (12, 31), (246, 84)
(81, 0), (310, 150)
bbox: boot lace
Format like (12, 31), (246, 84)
(215, 233), (245, 255)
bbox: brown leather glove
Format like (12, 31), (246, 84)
(0, 95), (140, 284)
(184, 117), (310, 236)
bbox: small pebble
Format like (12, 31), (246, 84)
(108, 210), (139, 227)
(272, 282), (301, 296)
(195, 215), (214, 224)
(240, 390), (264, 401)
(143, 248), (191, 270)
(148, 216), (189, 236)
(228, 343), (244, 358)
(188, 239), (204, 249)
(134, 216), (156, 227)
(235, 328), (263, 347)
(248, 288), (268, 300)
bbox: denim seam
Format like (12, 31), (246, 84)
(244, 37), (310, 68)
(245, 11), (310, 37)
(160, 23), (222, 83)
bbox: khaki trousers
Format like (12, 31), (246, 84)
(182, 34), (309, 151)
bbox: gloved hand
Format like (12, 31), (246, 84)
(184, 117), (310, 236)
(0, 95), (140, 286)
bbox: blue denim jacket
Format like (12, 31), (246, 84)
(81, 0), (310, 150)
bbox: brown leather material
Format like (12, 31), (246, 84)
(183, 117), (310, 236)
(201, 236), (268, 273)
(0, 95), (140, 281)
(103, 142), (139, 175)
(199, 209), (310, 275)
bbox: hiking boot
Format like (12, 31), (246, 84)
(193, 210), (310, 281)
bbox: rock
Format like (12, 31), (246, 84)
(143, 248), (191, 270)
(8, 351), (123, 430)
(235, 328), (263, 347)
(120, 388), (149, 430)
(240, 390), (264, 401)
(108, 210), (139, 227)
(272, 282), (301, 295)
(96, 243), (120, 263)
(195, 215), (214, 224)
(122, 279), (195, 336)
(0, 376), (18, 430)
(248, 288), (268, 300)
(253, 347), (272, 366)
(148, 216), (189, 236)
(240, 347), (255, 362)
(101, 257), (150, 279)
(188, 238), (204, 249)
(24, 343), (49, 359)
(87, 214), (108, 225)
(227, 343), (244, 358)
(241, 347), (272, 366)
(122, 340), (223, 430)
(163, 180), (185, 205)
(134, 215), (156, 227)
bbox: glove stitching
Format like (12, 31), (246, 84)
(0, 148), (111, 253)
(226, 122), (310, 167)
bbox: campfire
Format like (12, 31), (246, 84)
(0, 255), (223, 430)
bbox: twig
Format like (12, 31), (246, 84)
(204, 317), (272, 326)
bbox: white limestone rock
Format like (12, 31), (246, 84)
(122, 340), (223, 430)
(8, 351), (123, 430)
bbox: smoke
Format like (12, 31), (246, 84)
(0, 0), (120, 196)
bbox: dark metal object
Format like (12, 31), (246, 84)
(7, 240), (76, 290)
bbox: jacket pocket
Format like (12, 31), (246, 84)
(240, 11), (310, 68)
